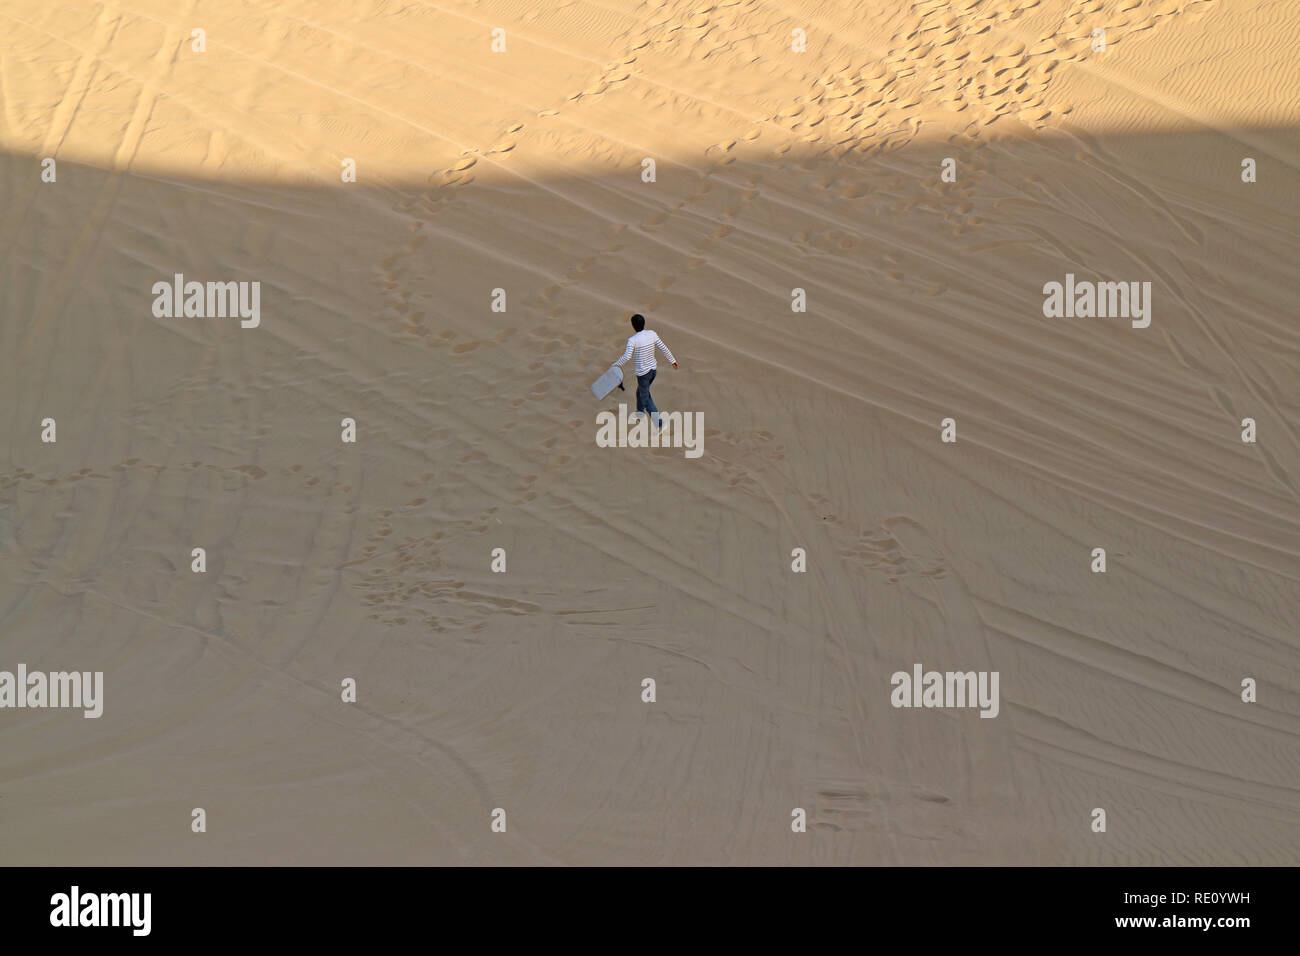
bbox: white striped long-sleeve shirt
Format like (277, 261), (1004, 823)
(614, 329), (675, 376)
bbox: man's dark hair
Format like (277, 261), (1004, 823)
(631, 313), (646, 332)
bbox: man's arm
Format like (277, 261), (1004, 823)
(613, 337), (634, 368)
(655, 334), (677, 368)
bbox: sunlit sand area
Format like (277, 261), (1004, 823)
(1, 0), (1298, 865)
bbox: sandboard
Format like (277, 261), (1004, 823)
(590, 366), (624, 400)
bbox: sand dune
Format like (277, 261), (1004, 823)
(1, 0), (1298, 864)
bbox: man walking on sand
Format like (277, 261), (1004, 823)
(614, 313), (677, 427)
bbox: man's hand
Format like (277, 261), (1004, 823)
(671, 361), (679, 369)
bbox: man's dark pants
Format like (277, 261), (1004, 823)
(635, 368), (658, 420)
